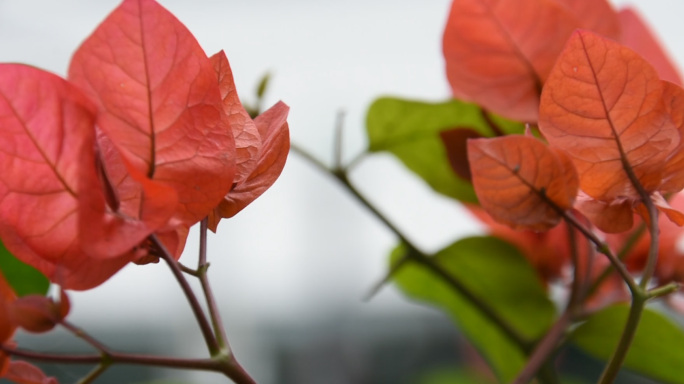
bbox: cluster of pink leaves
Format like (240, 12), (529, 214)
(0, 0), (290, 381)
(442, 0), (684, 296)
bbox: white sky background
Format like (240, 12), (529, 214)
(0, 0), (682, 382)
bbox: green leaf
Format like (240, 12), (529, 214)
(366, 97), (523, 203)
(392, 236), (555, 382)
(0, 240), (49, 296)
(417, 367), (497, 384)
(571, 304), (684, 383)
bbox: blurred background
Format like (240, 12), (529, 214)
(0, 1), (681, 383)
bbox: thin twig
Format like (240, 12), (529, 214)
(196, 218), (254, 383)
(596, 120), (661, 383)
(1, 345), (219, 371)
(198, 218), (230, 352)
(77, 363), (110, 384)
(412, 253), (532, 352)
(344, 150), (368, 173)
(180, 263), (200, 276)
(512, 311), (572, 384)
(150, 234), (220, 355)
(291, 144), (532, 351)
(333, 110), (346, 170)
(561, 212), (639, 294)
(597, 294), (646, 384)
(512, 220), (586, 384)
(585, 223), (646, 300)
(61, 320), (112, 355)
(480, 109), (506, 137)
(362, 251), (412, 301)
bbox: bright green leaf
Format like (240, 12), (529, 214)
(391, 236), (555, 382)
(571, 304), (684, 383)
(0, 240), (49, 296)
(366, 97), (523, 203)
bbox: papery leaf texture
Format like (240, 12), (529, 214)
(468, 135), (578, 231)
(618, 7), (683, 86)
(209, 101), (290, 231)
(443, 0), (580, 121)
(68, 0), (236, 228)
(575, 196), (634, 233)
(207, 51), (290, 231)
(650, 193), (684, 227)
(659, 81), (684, 193)
(0, 64), (137, 290)
(539, 30), (678, 201)
(210, 50), (261, 185)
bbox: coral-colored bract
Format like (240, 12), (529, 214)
(0, 0), (289, 290)
(446, 0), (684, 289)
(442, 0), (619, 122)
(68, 0), (237, 229)
(0, 273), (57, 383)
(468, 135), (578, 231)
(539, 30), (678, 201)
(207, 51), (291, 231)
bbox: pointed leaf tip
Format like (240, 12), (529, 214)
(210, 50), (262, 186)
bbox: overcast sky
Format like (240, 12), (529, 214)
(0, 0), (682, 381)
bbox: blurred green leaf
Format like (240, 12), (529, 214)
(416, 367), (496, 384)
(132, 381), (189, 384)
(0, 240), (49, 296)
(366, 97), (523, 203)
(392, 236), (555, 382)
(256, 72), (271, 99)
(571, 304), (684, 383)
(560, 378), (590, 384)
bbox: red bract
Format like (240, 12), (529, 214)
(539, 29), (677, 197)
(0, 274), (57, 384)
(442, 0), (618, 121)
(68, 0), (236, 229)
(8, 290), (70, 334)
(468, 135), (578, 231)
(539, 30), (684, 232)
(207, 52), (290, 231)
(0, 64), (137, 289)
(0, 0), (288, 289)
